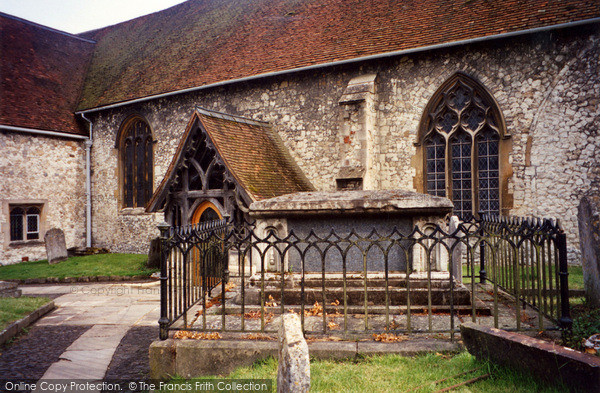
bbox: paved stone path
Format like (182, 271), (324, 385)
(15, 281), (159, 390)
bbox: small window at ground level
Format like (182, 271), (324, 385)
(9, 205), (42, 242)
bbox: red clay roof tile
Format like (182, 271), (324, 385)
(147, 108), (314, 212)
(77, 0), (600, 110)
(0, 14), (95, 135)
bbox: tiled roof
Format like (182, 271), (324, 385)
(0, 14), (94, 135)
(78, 0), (600, 110)
(147, 108), (314, 212)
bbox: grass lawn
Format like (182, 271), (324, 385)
(0, 254), (156, 281)
(462, 264), (583, 290)
(165, 351), (567, 392)
(0, 296), (50, 331)
(566, 265), (583, 290)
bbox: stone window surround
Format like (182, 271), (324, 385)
(2, 199), (47, 248)
(413, 72), (514, 217)
(115, 114), (157, 212)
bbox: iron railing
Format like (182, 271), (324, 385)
(158, 214), (571, 340)
(475, 214), (572, 330)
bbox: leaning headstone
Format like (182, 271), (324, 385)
(147, 237), (162, 269)
(578, 194), (600, 308)
(277, 314), (310, 393)
(44, 228), (68, 264)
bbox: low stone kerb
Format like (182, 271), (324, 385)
(461, 322), (600, 393)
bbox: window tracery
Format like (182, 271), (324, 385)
(119, 117), (153, 208)
(421, 74), (503, 219)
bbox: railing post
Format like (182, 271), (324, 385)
(158, 221), (170, 340)
(478, 211), (487, 284)
(556, 231), (572, 330)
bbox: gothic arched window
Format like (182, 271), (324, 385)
(420, 74), (504, 220)
(119, 117), (153, 208)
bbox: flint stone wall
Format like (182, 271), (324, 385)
(0, 133), (86, 264)
(88, 27), (600, 262)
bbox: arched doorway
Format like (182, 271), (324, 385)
(191, 201), (222, 225)
(191, 201), (223, 288)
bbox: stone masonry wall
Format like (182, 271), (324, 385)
(89, 27), (599, 262)
(0, 132), (86, 264)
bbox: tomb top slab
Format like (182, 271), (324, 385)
(250, 190), (453, 218)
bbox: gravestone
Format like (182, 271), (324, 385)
(147, 237), (162, 269)
(277, 314), (310, 393)
(577, 193), (600, 308)
(44, 228), (68, 264)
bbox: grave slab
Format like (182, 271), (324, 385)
(44, 228), (68, 264)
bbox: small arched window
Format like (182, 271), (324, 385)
(420, 73), (504, 220)
(119, 117), (153, 208)
(10, 205), (41, 241)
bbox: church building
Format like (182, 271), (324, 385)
(1, 0), (599, 264)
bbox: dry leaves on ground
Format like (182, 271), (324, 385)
(189, 281), (237, 327)
(265, 295), (277, 307)
(328, 321), (340, 330)
(385, 319), (401, 330)
(244, 310), (274, 323)
(304, 301), (323, 316)
(174, 331), (222, 340)
(329, 299), (342, 316)
(372, 333), (408, 342)
(520, 311), (535, 324)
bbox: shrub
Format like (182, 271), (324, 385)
(566, 307), (600, 355)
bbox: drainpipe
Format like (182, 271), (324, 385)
(80, 114), (93, 248)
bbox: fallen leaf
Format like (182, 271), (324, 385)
(372, 333), (408, 343)
(304, 301), (323, 316)
(174, 331), (222, 340)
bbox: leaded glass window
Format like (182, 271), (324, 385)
(120, 118), (153, 208)
(425, 133), (446, 197)
(421, 74), (503, 219)
(478, 129), (500, 216)
(10, 207), (24, 241)
(451, 131), (473, 220)
(9, 205), (41, 241)
(26, 207), (40, 240)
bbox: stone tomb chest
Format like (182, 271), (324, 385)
(249, 190), (453, 273)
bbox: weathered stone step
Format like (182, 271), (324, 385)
(243, 286), (472, 306)
(252, 277), (455, 289)
(213, 303), (491, 316)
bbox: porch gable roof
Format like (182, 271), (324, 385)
(146, 107), (314, 212)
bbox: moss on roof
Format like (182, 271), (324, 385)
(77, 0), (600, 110)
(147, 108), (314, 212)
(1, 14), (94, 135)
